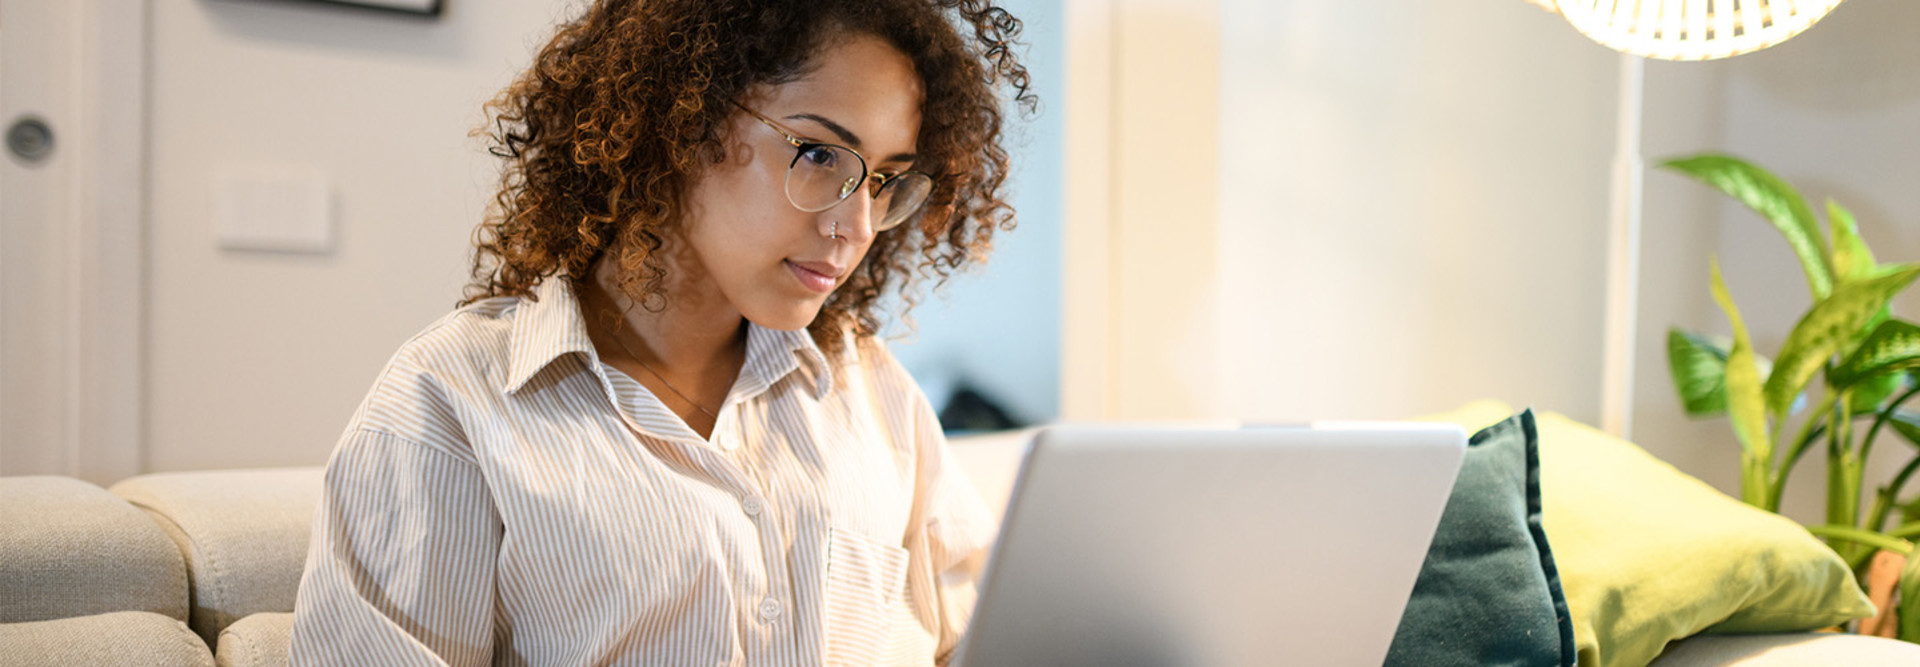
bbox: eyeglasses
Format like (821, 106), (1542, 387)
(735, 102), (933, 233)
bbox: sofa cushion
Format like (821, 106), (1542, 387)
(0, 610), (215, 667)
(1386, 410), (1576, 666)
(110, 468), (324, 648)
(1649, 632), (1920, 666)
(0, 476), (189, 623)
(945, 428), (1038, 526)
(1426, 401), (1875, 667)
(216, 612), (293, 667)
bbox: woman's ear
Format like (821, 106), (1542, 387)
(697, 133), (731, 166)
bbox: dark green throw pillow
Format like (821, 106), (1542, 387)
(1385, 409), (1575, 667)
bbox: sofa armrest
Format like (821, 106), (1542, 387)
(1650, 632), (1920, 666)
(0, 610), (214, 667)
(109, 468), (323, 648)
(0, 476), (189, 623)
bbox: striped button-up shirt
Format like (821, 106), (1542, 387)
(291, 277), (994, 666)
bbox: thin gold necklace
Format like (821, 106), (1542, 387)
(605, 316), (720, 420)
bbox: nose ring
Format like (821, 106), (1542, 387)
(829, 221), (840, 241)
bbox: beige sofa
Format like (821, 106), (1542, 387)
(3, 431), (1918, 666)
(0, 470), (315, 667)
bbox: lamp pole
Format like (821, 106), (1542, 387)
(1601, 52), (1646, 439)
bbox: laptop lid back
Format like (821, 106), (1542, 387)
(954, 423), (1465, 667)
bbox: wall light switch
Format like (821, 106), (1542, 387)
(213, 166), (334, 253)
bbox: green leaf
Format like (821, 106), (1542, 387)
(1711, 257), (1772, 462)
(1855, 305), (1895, 362)
(1669, 329), (1730, 417)
(1667, 330), (1782, 417)
(1892, 410), (1920, 448)
(1851, 373), (1906, 414)
(1839, 316), (1907, 414)
(1838, 306), (1895, 411)
(1765, 265), (1920, 416)
(1833, 320), (1920, 389)
(1661, 154), (1834, 299)
(1829, 199), (1878, 284)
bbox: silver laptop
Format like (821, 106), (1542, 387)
(952, 423), (1467, 667)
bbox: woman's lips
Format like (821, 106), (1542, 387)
(785, 260), (841, 293)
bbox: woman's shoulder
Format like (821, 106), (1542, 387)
(384, 295), (526, 378)
(831, 330), (937, 412)
(345, 294), (535, 440)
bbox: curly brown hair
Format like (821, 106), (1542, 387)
(465, 0), (1035, 352)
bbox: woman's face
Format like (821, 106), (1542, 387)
(675, 33), (924, 331)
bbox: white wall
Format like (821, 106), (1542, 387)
(1186, 0), (1920, 520)
(1097, 0), (1920, 520)
(140, 0), (1068, 472)
(52, 0), (1920, 503)
(1109, 0), (1225, 420)
(1209, 0), (1619, 424)
(145, 0), (581, 471)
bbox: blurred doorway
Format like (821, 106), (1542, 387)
(0, 0), (146, 482)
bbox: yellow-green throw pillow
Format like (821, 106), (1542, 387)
(1422, 401), (1874, 667)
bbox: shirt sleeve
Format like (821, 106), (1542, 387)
(912, 394), (998, 664)
(291, 428), (502, 667)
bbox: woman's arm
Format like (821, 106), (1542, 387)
(291, 428), (501, 667)
(910, 396), (997, 666)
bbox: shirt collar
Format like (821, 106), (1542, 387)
(504, 278), (597, 395)
(738, 322), (835, 400)
(503, 277), (835, 398)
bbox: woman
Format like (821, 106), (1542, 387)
(289, 0), (1032, 664)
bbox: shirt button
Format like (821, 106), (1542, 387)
(742, 497), (763, 517)
(758, 598), (782, 620)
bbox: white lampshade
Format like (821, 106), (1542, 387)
(1530, 0), (1846, 61)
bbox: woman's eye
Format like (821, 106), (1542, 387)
(801, 146), (838, 168)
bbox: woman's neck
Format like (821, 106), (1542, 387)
(581, 256), (747, 438)
(585, 255), (746, 373)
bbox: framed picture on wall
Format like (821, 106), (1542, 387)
(274, 0), (444, 17)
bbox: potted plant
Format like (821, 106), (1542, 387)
(1663, 153), (1920, 638)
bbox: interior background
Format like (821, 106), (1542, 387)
(4, 0), (1918, 525)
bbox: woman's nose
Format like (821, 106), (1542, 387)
(825, 185), (876, 245)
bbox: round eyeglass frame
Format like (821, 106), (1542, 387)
(734, 102), (933, 233)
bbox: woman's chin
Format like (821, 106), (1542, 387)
(740, 301), (828, 332)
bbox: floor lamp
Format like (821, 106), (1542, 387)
(1525, 0), (1847, 438)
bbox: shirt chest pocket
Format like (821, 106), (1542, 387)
(823, 525), (922, 665)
